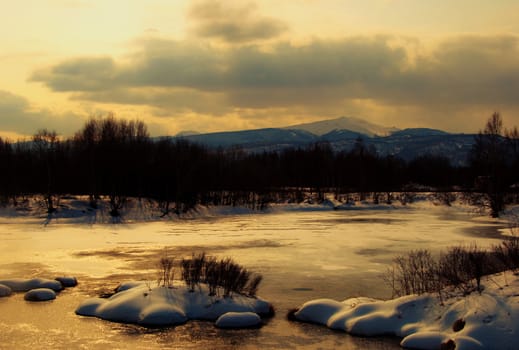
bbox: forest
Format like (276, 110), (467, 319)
(0, 113), (517, 217)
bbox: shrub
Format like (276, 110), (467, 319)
(385, 243), (503, 299)
(219, 258), (249, 297)
(203, 256), (220, 296)
(433, 192), (457, 206)
(438, 244), (493, 294)
(437, 246), (475, 294)
(493, 235), (519, 272)
(383, 249), (437, 297)
(179, 252), (263, 297)
(157, 254), (175, 288)
(181, 252), (206, 292)
(246, 274), (263, 297)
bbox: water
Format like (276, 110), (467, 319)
(0, 205), (506, 349)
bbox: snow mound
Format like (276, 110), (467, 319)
(139, 303), (187, 326)
(116, 281), (145, 292)
(24, 288), (57, 301)
(0, 278), (63, 292)
(55, 276), (78, 287)
(215, 312), (262, 328)
(0, 283), (12, 297)
(293, 274), (519, 350)
(76, 282), (271, 328)
(293, 298), (345, 325)
(295, 295), (434, 337)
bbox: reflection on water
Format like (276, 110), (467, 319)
(0, 206), (506, 349)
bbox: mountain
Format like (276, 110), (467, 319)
(285, 116), (399, 137)
(179, 128), (317, 149)
(320, 129), (367, 141)
(173, 117), (476, 166)
(370, 132), (474, 166)
(175, 130), (200, 137)
(390, 128), (450, 137)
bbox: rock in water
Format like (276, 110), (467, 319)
(215, 312), (262, 329)
(24, 288), (57, 301)
(55, 276), (78, 287)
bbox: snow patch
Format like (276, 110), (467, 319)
(115, 281), (145, 292)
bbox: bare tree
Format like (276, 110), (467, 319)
(469, 112), (507, 217)
(33, 129), (59, 213)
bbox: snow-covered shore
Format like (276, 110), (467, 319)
(292, 272), (519, 350)
(0, 192), (483, 225)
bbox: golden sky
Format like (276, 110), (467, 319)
(1, 0), (519, 138)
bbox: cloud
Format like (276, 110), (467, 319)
(188, 0), (288, 43)
(0, 90), (84, 136)
(29, 34), (519, 131)
(31, 56), (118, 92)
(75, 87), (231, 115)
(30, 36), (407, 94)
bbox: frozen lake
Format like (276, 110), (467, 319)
(0, 204), (507, 349)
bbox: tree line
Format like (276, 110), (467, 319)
(0, 113), (517, 217)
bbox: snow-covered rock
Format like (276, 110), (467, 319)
(0, 278), (63, 292)
(55, 276), (78, 287)
(139, 303), (187, 326)
(292, 298), (345, 325)
(0, 283), (12, 297)
(76, 282), (271, 327)
(115, 281), (145, 292)
(292, 273), (519, 350)
(24, 288), (57, 301)
(215, 312), (262, 328)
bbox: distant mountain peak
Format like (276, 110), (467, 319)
(176, 130), (200, 137)
(285, 116), (399, 137)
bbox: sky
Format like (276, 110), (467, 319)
(1, 0), (519, 138)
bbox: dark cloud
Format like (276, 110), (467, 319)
(0, 90), (83, 136)
(30, 36), (406, 95)
(29, 34), (519, 126)
(122, 39), (227, 90)
(188, 0), (288, 42)
(378, 35), (519, 107)
(75, 87), (230, 115)
(31, 56), (117, 92)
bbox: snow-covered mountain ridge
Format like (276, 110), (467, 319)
(284, 116), (399, 137)
(172, 116), (474, 166)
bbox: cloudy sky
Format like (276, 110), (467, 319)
(1, 0), (519, 138)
